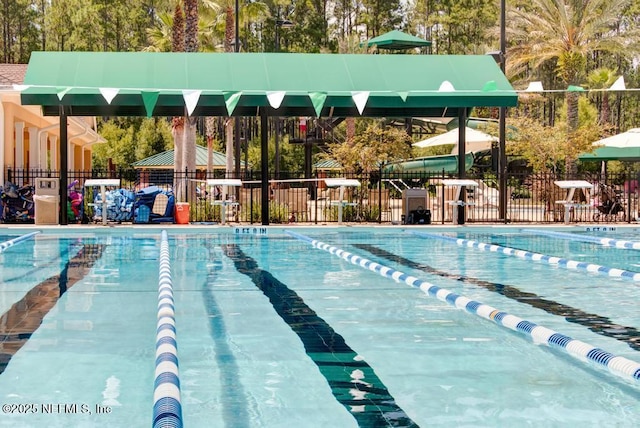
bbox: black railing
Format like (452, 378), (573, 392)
(3, 167), (638, 225)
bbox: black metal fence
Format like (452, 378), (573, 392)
(3, 167), (638, 225)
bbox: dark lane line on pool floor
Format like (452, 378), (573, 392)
(221, 244), (419, 428)
(0, 244), (106, 374)
(354, 244), (640, 352)
(201, 246), (252, 428)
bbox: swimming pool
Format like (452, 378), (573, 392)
(0, 225), (638, 427)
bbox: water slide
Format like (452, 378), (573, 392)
(383, 152), (474, 174)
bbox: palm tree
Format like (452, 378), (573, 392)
(146, 1), (268, 186)
(337, 34), (375, 143)
(145, 11), (174, 52)
(182, 0), (199, 203)
(585, 67), (618, 128)
(221, 1), (238, 180)
(145, 4), (219, 53)
(216, 0), (268, 179)
(505, 0), (637, 174)
(171, 2), (186, 200)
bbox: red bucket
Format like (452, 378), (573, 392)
(175, 202), (190, 224)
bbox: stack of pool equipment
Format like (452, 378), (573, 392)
(92, 188), (135, 222)
(133, 186), (175, 224)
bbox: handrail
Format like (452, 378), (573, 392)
(152, 230), (183, 428)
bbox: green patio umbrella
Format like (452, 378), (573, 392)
(579, 128), (640, 161)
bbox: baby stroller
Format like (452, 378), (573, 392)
(0, 182), (35, 223)
(592, 183), (625, 222)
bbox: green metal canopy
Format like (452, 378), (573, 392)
(19, 51), (517, 227)
(20, 51), (516, 118)
(364, 30), (432, 50)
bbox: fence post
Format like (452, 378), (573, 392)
(378, 165), (383, 224)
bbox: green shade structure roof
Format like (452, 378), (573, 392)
(313, 159), (343, 170)
(364, 30), (432, 50)
(20, 51), (517, 118)
(131, 145), (243, 169)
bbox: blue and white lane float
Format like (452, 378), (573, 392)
(413, 231), (640, 282)
(0, 231), (40, 253)
(521, 228), (640, 250)
(152, 230), (183, 428)
(284, 230), (640, 383)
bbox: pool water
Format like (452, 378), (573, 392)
(0, 227), (638, 427)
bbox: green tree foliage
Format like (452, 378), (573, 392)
(244, 134), (304, 173)
(504, 0), (639, 173)
(135, 117), (174, 160)
(93, 118), (139, 169)
(1, 0), (40, 62)
(331, 0), (361, 42)
(409, 0), (498, 54)
(508, 97), (604, 174)
(145, 1), (221, 53)
(93, 117), (176, 169)
(324, 121), (412, 173)
(359, 0), (404, 38)
(145, 9), (174, 52)
(94, 0), (153, 51)
(287, 0), (331, 53)
(45, 0), (151, 51)
(585, 68), (619, 126)
(506, 116), (567, 174)
(13, 0), (640, 174)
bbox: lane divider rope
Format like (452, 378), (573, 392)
(284, 230), (640, 383)
(413, 231), (640, 282)
(152, 230), (183, 428)
(521, 228), (640, 250)
(0, 231), (40, 253)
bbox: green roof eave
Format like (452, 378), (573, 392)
(21, 51), (517, 117)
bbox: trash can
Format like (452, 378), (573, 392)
(175, 202), (190, 224)
(34, 178), (60, 225)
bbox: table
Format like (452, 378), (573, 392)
(207, 179), (242, 225)
(554, 180), (593, 224)
(324, 178), (361, 225)
(441, 179), (479, 224)
(84, 179), (121, 226)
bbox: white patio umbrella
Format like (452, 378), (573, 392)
(413, 127), (497, 154)
(579, 128), (640, 161)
